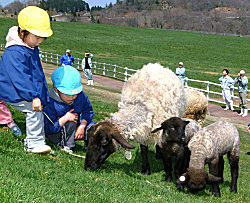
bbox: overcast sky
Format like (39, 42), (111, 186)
(0, 0), (118, 8)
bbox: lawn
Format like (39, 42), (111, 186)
(0, 17), (249, 202)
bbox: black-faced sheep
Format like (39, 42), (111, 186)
(152, 117), (201, 183)
(84, 63), (187, 173)
(176, 120), (239, 197)
(183, 88), (208, 126)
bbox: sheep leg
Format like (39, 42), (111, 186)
(155, 145), (162, 160)
(174, 150), (190, 179)
(218, 156), (224, 183)
(208, 158), (221, 197)
(140, 144), (151, 175)
(227, 152), (239, 193)
(162, 155), (173, 182)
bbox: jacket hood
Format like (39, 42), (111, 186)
(49, 87), (64, 103)
(5, 26), (32, 49)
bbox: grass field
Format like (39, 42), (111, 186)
(0, 17), (250, 202)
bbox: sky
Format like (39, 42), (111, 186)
(0, 0), (118, 8)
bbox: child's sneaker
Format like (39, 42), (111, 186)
(7, 122), (22, 136)
(61, 146), (73, 154)
(25, 145), (51, 154)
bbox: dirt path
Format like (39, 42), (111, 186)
(43, 62), (249, 127)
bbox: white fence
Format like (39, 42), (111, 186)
(0, 44), (249, 110)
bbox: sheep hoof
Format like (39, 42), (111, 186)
(213, 191), (221, 197)
(230, 187), (237, 193)
(141, 170), (151, 175)
(165, 176), (172, 182)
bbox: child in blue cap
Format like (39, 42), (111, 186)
(43, 65), (95, 153)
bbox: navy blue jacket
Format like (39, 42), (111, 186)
(0, 45), (49, 105)
(44, 90), (95, 134)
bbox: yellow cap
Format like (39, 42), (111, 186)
(18, 6), (53, 38)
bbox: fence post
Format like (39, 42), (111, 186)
(184, 77), (188, 87)
(94, 62), (97, 74)
(206, 81), (210, 101)
(124, 67), (128, 81)
(103, 63), (106, 76)
(77, 58), (80, 70)
(50, 53), (53, 63)
(45, 52), (48, 63)
(56, 54), (59, 66)
(114, 65), (116, 78)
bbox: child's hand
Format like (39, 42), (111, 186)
(32, 98), (42, 111)
(75, 124), (86, 139)
(65, 109), (78, 123)
(248, 126), (250, 132)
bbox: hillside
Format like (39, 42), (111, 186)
(92, 0), (250, 35)
(0, 17), (249, 85)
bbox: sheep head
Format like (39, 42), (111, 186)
(84, 120), (135, 171)
(151, 117), (190, 144)
(176, 168), (222, 193)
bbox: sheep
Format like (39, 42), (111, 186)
(175, 120), (239, 197)
(151, 117), (201, 184)
(84, 63), (187, 173)
(183, 88), (208, 126)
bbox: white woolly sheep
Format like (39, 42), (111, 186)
(84, 63), (187, 173)
(176, 120), (239, 197)
(183, 88), (208, 126)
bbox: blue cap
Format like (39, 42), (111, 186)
(52, 65), (83, 95)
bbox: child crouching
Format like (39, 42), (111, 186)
(44, 65), (95, 153)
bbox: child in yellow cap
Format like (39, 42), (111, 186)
(0, 6), (53, 153)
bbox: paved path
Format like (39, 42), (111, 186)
(43, 63), (249, 126)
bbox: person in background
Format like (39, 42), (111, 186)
(219, 69), (235, 111)
(0, 6), (53, 153)
(60, 49), (74, 66)
(248, 123), (250, 132)
(0, 100), (22, 136)
(82, 53), (94, 86)
(44, 65), (95, 153)
(176, 62), (186, 85)
(234, 70), (248, 117)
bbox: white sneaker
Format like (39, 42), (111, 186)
(242, 109), (248, 117)
(238, 108), (243, 116)
(25, 145), (51, 154)
(224, 106), (229, 111)
(61, 146), (73, 154)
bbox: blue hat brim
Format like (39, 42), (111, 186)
(57, 84), (83, 95)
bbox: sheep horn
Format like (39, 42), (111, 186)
(112, 133), (135, 149)
(206, 173), (222, 184)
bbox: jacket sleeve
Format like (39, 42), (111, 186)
(71, 56), (75, 64)
(219, 76), (223, 83)
(4, 50), (41, 101)
(77, 93), (95, 124)
(60, 56), (64, 64)
(89, 53), (93, 59)
(43, 103), (62, 134)
(234, 77), (239, 84)
(242, 77), (248, 85)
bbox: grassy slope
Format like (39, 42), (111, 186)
(0, 17), (250, 202)
(0, 17), (249, 83)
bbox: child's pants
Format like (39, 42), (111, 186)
(83, 69), (93, 81)
(0, 100), (13, 125)
(9, 101), (46, 150)
(46, 121), (95, 148)
(239, 92), (248, 109)
(222, 89), (233, 106)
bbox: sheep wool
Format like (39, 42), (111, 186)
(184, 88), (208, 126)
(111, 63), (186, 146)
(188, 120), (239, 169)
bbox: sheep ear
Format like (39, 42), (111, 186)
(206, 173), (222, 184)
(86, 125), (97, 138)
(151, 125), (163, 133)
(184, 120), (190, 126)
(112, 133), (135, 149)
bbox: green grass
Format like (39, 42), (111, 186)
(0, 17), (249, 84)
(0, 17), (250, 202)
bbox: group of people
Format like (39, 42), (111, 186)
(175, 62), (249, 118)
(59, 49), (94, 86)
(219, 69), (248, 117)
(0, 6), (95, 154)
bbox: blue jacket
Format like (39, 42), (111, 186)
(60, 54), (74, 66)
(0, 45), (49, 105)
(44, 88), (95, 134)
(176, 67), (186, 84)
(219, 75), (234, 90)
(234, 76), (248, 93)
